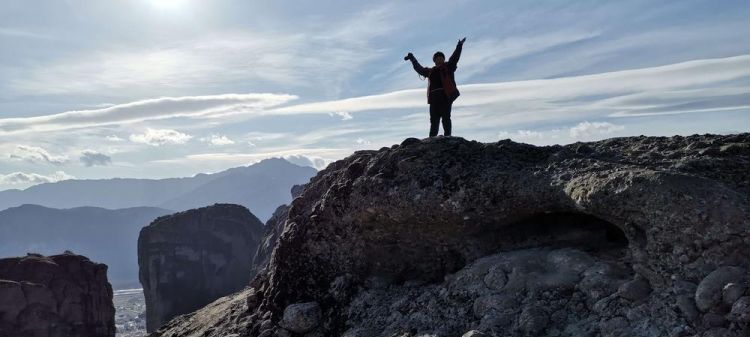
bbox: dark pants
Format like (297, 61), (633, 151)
(429, 91), (452, 137)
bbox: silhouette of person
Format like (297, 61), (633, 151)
(406, 37), (465, 137)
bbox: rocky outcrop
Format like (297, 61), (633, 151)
(150, 134), (750, 337)
(146, 287), (255, 337)
(138, 204), (264, 332)
(251, 205), (290, 277)
(251, 185), (302, 277)
(0, 252), (115, 337)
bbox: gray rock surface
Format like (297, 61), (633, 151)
(138, 204), (264, 332)
(147, 134), (750, 337)
(729, 296), (750, 323)
(723, 283), (746, 306)
(0, 252), (115, 337)
(617, 278), (652, 302)
(147, 287), (254, 337)
(279, 302), (321, 333)
(250, 204), (290, 277)
(694, 266), (748, 312)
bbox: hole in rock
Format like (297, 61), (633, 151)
(358, 212), (628, 285)
(484, 212), (628, 254)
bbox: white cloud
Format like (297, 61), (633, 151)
(79, 150), (112, 167)
(201, 135), (235, 146)
(0, 93), (297, 135)
(129, 128), (193, 146)
(330, 111), (353, 120)
(497, 130), (546, 141)
(356, 138), (372, 145)
(106, 135), (125, 142)
(0, 171), (74, 185)
(8, 145), (68, 165)
(283, 155), (328, 170)
(569, 121), (625, 139)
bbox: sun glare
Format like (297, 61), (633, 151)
(149, 0), (188, 11)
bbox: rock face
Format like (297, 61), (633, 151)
(0, 252), (115, 337)
(138, 203), (264, 332)
(250, 204), (290, 277)
(149, 134), (750, 337)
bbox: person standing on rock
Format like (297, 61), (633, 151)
(405, 37), (465, 137)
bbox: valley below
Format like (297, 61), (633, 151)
(114, 289), (147, 337)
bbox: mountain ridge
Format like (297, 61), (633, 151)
(0, 157), (317, 221)
(0, 204), (173, 289)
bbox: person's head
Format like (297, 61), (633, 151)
(433, 51), (445, 66)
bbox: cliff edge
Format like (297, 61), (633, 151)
(0, 252), (115, 337)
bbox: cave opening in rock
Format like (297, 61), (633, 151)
(485, 212), (628, 254)
(359, 212), (628, 284)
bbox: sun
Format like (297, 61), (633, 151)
(149, 0), (189, 11)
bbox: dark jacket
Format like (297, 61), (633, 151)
(409, 42), (462, 104)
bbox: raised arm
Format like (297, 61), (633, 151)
(407, 53), (430, 77)
(448, 37), (466, 69)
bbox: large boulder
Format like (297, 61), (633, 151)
(279, 302), (322, 333)
(694, 266), (748, 312)
(148, 134), (750, 337)
(0, 252), (115, 337)
(138, 203), (264, 332)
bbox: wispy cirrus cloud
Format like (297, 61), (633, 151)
(272, 54), (750, 123)
(2, 54), (747, 143)
(0, 93), (297, 135)
(454, 31), (601, 80)
(0, 27), (50, 39)
(7, 4), (404, 99)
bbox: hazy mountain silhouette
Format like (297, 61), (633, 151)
(0, 204), (173, 289)
(0, 158), (317, 221)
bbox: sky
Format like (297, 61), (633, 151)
(1, 0), (749, 191)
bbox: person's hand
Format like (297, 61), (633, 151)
(404, 52), (414, 61)
(458, 37), (466, 45)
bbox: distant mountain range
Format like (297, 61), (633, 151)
(0, 158), (318, 288)
(0, 158), (317, 221)
(0, 204), (173, 289)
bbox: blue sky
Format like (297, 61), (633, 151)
(1, 0), (749, 190)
